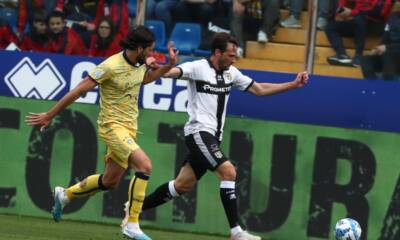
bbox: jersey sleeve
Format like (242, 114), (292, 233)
(89, 61), (112, 84)
(177, 61), (195, 80)
(231, 67), (254, 91)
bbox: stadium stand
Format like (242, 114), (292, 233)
(128, 0), (137, 18)
(193, 48), (211, 57)
(0, 7), (18, 33)
(236, 9), (382, 79)
(159, 22), (201, 55)
(0, 1), (387, 79)
(145, 20), (166, 51)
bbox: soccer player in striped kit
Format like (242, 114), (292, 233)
(126, 32), (309, 240)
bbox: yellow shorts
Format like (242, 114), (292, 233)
(98, 123), (140, 169)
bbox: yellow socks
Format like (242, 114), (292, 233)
(63, 172), (149, 224)
(127, 172), (150, 223)
(65, 174), (107, 200)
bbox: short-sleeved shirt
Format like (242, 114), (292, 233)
(89, 51), (147, 130)
(178, 59), (254, 141)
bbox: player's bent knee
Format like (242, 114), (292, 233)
(103, 181), (119, 189)
(223, 172), (236, 181)
(174, 180), (195, 193)
(175, 184), (193, 193)
(220, 166), (237, 181)
(137, 161), (152, 175)
(101, 177), (120, 189)
(145, 161), (153, 174)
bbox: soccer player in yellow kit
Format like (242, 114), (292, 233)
(26, 26), (178, 240)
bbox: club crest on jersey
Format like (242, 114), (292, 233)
(124, 137), (134, 145)
(93, 68), (105, 79)
(223, 72), (232, 81)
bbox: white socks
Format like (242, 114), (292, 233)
(220, 181), (235, 189)
(168, 180), (180, 197)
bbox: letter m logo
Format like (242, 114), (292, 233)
(5, 57), (66, 99)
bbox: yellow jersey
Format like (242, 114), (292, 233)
(89, 51), (147, 130)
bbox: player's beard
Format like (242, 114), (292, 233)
(136, 51), (147, 65)
(218, 59), (230, 71)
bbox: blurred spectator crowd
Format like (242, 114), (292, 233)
(0, 0), (399, 80)
(0, 0), (129, 57)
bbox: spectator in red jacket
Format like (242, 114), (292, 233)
(56, 1), (128, 45)
(47, 11), (86, 55)
(0, 22), (18, 49)
(19, 9), (49, 52)
(361, 1), (400, 80)
(17, 0), (61, 39)
(325, 0), (394, 67)
(337, 0), (393, 20)
(56, 0), (106, 46)
(106, 0), (129, 39)
(88, 17), (122, 57)
(55, 0), (105, 30)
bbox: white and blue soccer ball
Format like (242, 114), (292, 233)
(334, 218), (362, 240)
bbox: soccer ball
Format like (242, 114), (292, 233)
(334, 218), (362, 240)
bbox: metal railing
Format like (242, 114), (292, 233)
(304, 0), (318, 74)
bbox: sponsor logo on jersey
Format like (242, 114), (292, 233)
(196, 82), (232, 95)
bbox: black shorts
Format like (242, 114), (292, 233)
(184, 131), (228, 180)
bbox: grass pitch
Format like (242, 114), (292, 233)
(0, 214), (227, 240)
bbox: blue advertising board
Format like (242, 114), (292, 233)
(0, 50), (399, 133)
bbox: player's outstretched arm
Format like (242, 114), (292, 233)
(143, 42), (179, 84)
(247, 71), (309, 96)
(25, 77), (98, 131)
(163, 67), (183, 79)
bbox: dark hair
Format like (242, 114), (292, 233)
(32, 9), (47, 23)
(48, 11), (65, 22)
(119, 25), (155, 50)
(96, 17), (115, 48)
(211, 32), (238, 53)
(30, 9), (49, 44)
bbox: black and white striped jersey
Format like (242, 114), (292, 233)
(178, 59), (254, 141)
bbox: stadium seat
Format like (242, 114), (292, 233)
(145, 20), (166, 51)
(160, 22), (201, 55)
(179, 56), (200, 64)
(193, 49), (211, 57)
(128, 0), (137, 18)
(0, 8), (18, 33)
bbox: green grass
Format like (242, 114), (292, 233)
(0, 214), (227, 240)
